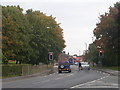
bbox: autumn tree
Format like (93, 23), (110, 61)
(2, 6), (32, 64)
(2, 6), (66, 65)
(90, 2), (120, 66)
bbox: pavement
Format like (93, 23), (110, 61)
(70, 67), (119, 89)
(71, 74), (119, 88)
(92, 67), (119, 76)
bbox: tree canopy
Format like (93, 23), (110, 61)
(88, 2), (120, 66)
(2, 6), (66, 65)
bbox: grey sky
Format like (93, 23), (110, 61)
(1, 0), (119, 55)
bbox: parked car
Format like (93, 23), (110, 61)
(58, 61), (71, 73)
(81, 62), (90, 70)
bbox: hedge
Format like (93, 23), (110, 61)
(2, 64), (22, 77)
(2, 64), (53, 78)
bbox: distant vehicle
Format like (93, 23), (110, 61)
(81, 62), (90, 70)
(54, 63), (58, 66)
(74, 62), (78, 65)
(58, 61), (71, 73)
(69, 58), (74, 65)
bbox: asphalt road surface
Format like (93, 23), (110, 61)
(2, 65), (118, 89)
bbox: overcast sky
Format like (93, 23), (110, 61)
(1, 0), (120, 55)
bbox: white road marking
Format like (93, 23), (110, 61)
(41, 80), (50, 83)
(103, 73), (105, 75)
(55, 77), (63, 80)
(33, 73), (74, 84)
(55, 74), (73, 80)
(37, 72), (57, 79)
(71, 74), (110, 88)
(33, 80), (50, 84)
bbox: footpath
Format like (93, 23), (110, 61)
(92, 67), (119, 76)
(71, 67), (119, 89)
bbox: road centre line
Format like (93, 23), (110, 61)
(37, 72), (57, 79)
(33, 80), (50, 84)
(103, 73), (105, 74)
(33, 73), (73, 84)
(71, 74), (110, 88)
(55, 74), (73, 80)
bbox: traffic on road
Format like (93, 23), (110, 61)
(2, 53), (119, 89)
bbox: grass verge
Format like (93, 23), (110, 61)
(103, 66), (120, 71)
(91, 66), (120, 71)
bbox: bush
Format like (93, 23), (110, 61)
(2, 55), (8, 64)
(2, 64), (53, 78)
(2, 64), (22, 77)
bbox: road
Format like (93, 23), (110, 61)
(2, 65), (119, 89)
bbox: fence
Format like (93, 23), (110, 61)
(2, 64), (53, 78)
(22, 64), (53, 76)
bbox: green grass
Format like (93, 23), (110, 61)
(97, 66), (120, 71)
(1, 61), (16, 64)
(8, 60), (16, 64)
(2, 74), (21, 79)
(8, 62), (16, 64)
(104, 66), (120, 71)
(91, 65), (120, 71)
(0, 60), (2, 64)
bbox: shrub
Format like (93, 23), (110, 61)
(2, 64), (22, 77)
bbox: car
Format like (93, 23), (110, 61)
(54, 63), (58, 66)
(58, 61), (71, 73)
(69, 58), (74, 65)
(74, 62), (78, 65)
(81, 62), (90, 70)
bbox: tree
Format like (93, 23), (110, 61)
(2, 6), (32, 64)
(2, 6), (66, 65)
(92, 2), (120, 66)
(88, 43), (98, 66)
(26, 9), (65, 65)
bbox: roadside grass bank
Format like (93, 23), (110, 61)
(2, 64), (54, 79)
(91, 66), (120, 71)
(102, 66), (120, 71)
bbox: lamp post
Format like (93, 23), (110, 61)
(79, 50), (81, 56)
(84, 43), (88, 61)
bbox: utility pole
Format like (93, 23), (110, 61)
(79, 50), (81, 56)
(85, 43), (87, 51)
(85, 43), (87, 61)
